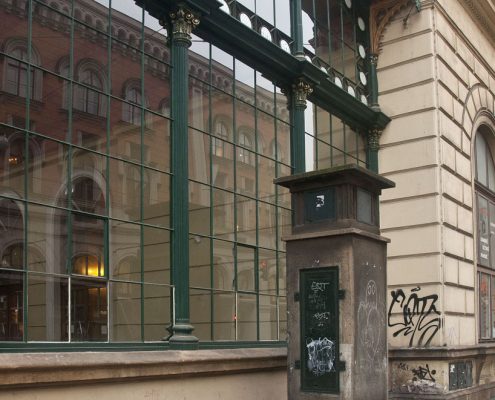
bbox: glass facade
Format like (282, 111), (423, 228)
(0, 0), (372, 347)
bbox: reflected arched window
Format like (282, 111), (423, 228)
(475, 127), (495, 339)
(74, 61), (107, 117)
(0, 129), (38, 194)
(238, 131), (255, 166)
(122, 82), (143, 126)
(70, 176), (105, 216)
(213, 121), (229, 157)
(2, 39), (42, 101)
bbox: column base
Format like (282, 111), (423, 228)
(168, 323), (199, 350)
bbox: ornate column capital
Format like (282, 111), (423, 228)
(369, 53), (379, 66)
(368, 128), (382, 151)
(287, 79), (313, 109)
(169, 6), (200, 46)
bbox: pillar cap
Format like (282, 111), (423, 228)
(274, 163), (395, 194)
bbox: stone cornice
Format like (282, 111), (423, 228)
(460, 0), (495, 45)
(0, 348), (287, 388)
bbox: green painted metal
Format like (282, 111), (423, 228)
(290, 0), (304, 59)
(168, 17), (198, 348)
(300, 267), (340, 393)
(187, 3), (390, 132)
(368, 55), (379, 111)
(291, 98), (306, 174)
(367, 146), (379, 173)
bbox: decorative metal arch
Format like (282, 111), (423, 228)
(369, 0), (418, 55)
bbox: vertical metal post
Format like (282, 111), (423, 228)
(367, 128), (381, 173)
(289, 79), (312, 174)
(368, 54), (380, 111)
(290, 0), (304, 60)
(168, 5), (199, 348)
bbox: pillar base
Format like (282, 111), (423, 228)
(168, 323), (199, 349)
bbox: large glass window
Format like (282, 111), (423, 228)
(187, 35), (289, 342)
(0, 0), (172, 344)
(475, 129), (495, 339)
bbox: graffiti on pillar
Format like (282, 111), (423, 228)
(388, 286), (441, 347)
(412, 364), (436, 382)
(306, 337), (336, 376)
(357, 279), (385, 370)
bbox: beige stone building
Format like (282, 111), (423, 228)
(379, 0), (495, 397)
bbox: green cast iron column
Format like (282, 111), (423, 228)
(368, 53), (380, 111)
(168, 5), (199, 348)
(367, 128), (381, 173)
(290, 0), (304, 60)
(367, 54), (381, 173)
(289, 79), (312, 174)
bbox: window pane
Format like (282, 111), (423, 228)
(213, 290), (235, 340)
(143, 283), (171, 341)
(213, 240), (235, 291)
(476, 135), (488, 185)
(478, 195), (490, 267)
(237, 245), (255, 292)
(27, 274), (68, 342)
(143, 168), (170, 227)
(259, 294), (278, 340)
(111, 221), (141, 281)
(190, 288), (212, 341)
(237, 293), (257, 340)
(27, 204), (67, 274)
(110, 281), (141, 342)
(71, 278), (107, 342)
(190, 236), (211, 289)
(0, 271), (24, 341)
(189, 181), (210, 236)
(259, 249), (277, 295)
(480, 273), (490, 339)
(29, 137), (68, 207)
(143, 226), (170, 285)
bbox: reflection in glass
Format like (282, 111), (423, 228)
(259, 295), (278, 340)
(237, 293), (257, 340)
(144, 284), (171, 341)
(70, 278), (107, 342)
(237, 245), (255, 292)
(111, 221), (141, 281)
(190, 289), (212, 340)
(110, 281), (141, 342)
(480, 273), (490, 339)
(28, 274), (68, 341)
(143, 226), (170, 285)
(0, 271), (23, 341)
(189, 236), (211, 288)
(213, 240), (234, 291)
(213, 290), (235, 340)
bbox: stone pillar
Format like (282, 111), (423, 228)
(275, 165), (394, 400)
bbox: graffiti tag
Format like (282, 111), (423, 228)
(388, 286), (441, 347)
(412, 364), (436, 382)
(306, 337), (335, 376)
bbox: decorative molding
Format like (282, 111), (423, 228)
(291, 79), (313, 109)
(460, 0), (495, 45)
(367, 128), (382, 151)
(169, 6), (200, 45)
(369, 0), (416, 54)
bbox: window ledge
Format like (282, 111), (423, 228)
(0, 347), (287, 389)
